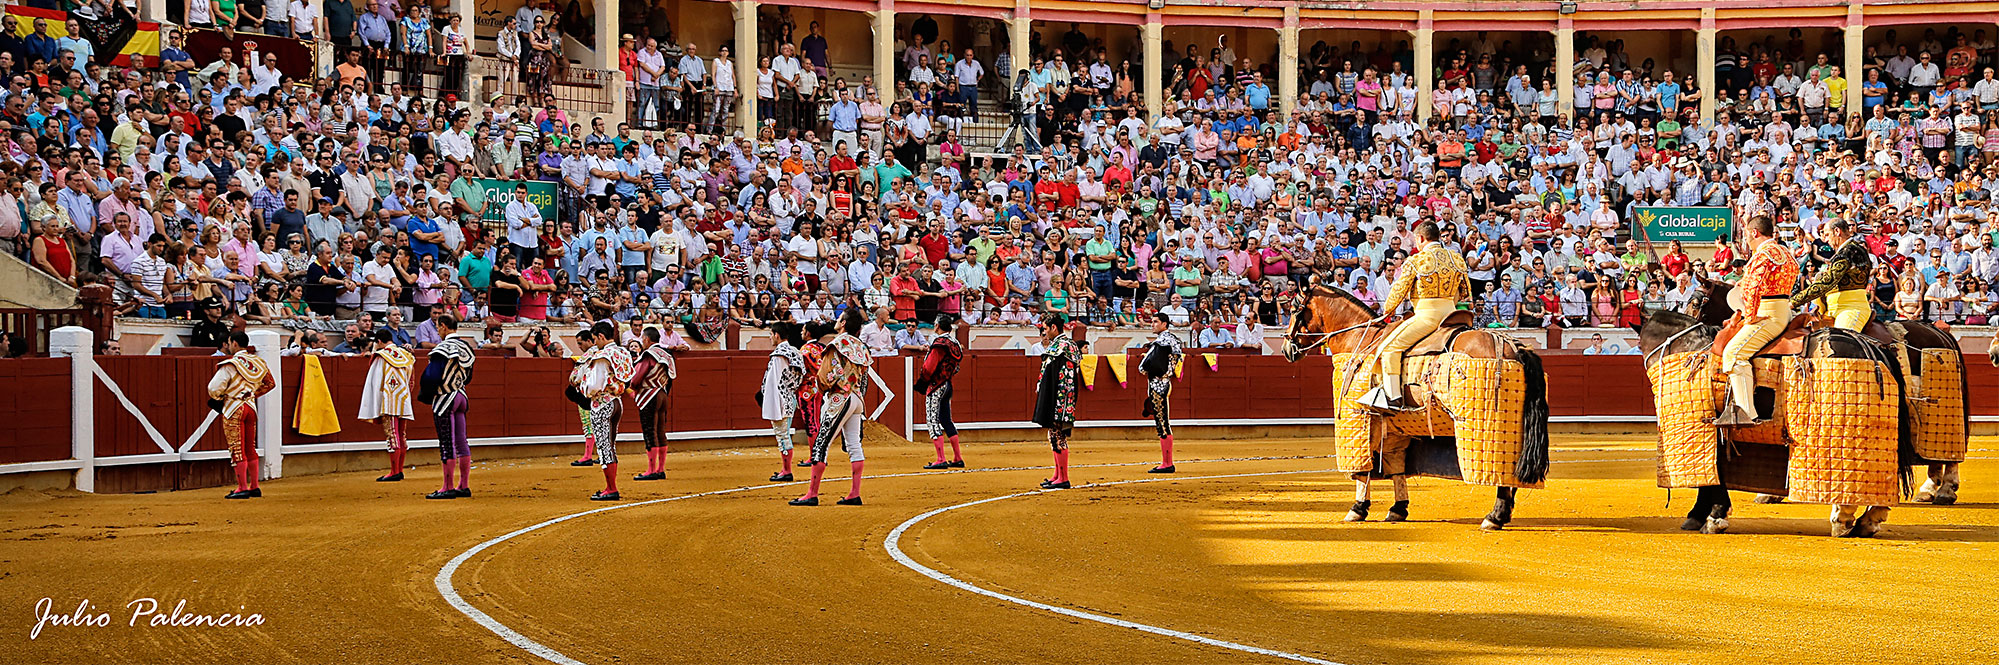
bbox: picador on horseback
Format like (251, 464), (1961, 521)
(1283, 221), (1551, 531)
(1359, 222), (1473, 413)
(1637, 215), (1970, 538)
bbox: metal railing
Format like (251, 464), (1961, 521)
(474, 59), (616, 115)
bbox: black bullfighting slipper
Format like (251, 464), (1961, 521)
(1039, 480), (1072, 490)
(770, 472), (794, 482)
(450, 488), (471, 498)
(788, 497), (819, 506)
(836, 496), (863, 506)
(377, 472), (404, 482)
(590, 491), (621, 501)
(1148, 465), (1176, 474)
(570, 458), (597, 467)
(633, 472), (666, 481)
(923, 461), (952, 470)
(425, 490), (456, 500)
(948, 460), (965, 468)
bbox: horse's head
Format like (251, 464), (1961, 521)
(1635, 308), (1712, 367)
(1282, 285), (1377, 362)
(1691, 275), (1735, 328)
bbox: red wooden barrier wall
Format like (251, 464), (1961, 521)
(5, 352), (1994, 470)
(0, 358), (70, 465)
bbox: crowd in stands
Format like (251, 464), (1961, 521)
(5, 3), (1999, 356)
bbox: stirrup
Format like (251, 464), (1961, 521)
(1357, 386), (1407, 413)
(1709, 405), (1765, 427)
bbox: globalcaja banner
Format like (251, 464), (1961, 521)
(1634, 206), (1732, 243)
(474, 178), (558, 227)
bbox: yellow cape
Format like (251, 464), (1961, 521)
(292, 355), (343, 436)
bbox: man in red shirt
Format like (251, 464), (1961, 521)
(889, 261), (923, 322)
(1033, 168), (1063, 213)
(918, 219), (951, 266)
(1056, 170), (1081, 209)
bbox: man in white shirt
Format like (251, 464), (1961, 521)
(953, 48), (984, 115)
(434, 114), (475, 168)
(503, 183), (542, 265)
(360, 247), (399, 319)
(1908, 51), (1941, 95)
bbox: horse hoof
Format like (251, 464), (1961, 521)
(1480, 519), (1504, 531)
(1701, 517), (1731, 534)
(1933, 494), (1957, 506)
(1343, 510), (1368, 522)
(1913, 491), (1935, 503)
(1680, 517), (1703, 531)
(1384, 500), (1409, 522)
(1753, 494), (1786, 504)
(1831, 521), (1858, 538)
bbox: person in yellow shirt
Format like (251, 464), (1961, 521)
(1361, 222), (1470, 411)
(110, 115), (147, 164)
(1825, 66), (1848, 110)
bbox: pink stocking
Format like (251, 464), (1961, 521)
(456, 458), (470, 491)
(603, 463), (619, 494)
(931, 437), (946, 463)
(948, 435), (962, 462)
(802, 462), (827, 499)
(846, 461), (864, 500)
(1160, 435), (1174, 467)
(780, 450), (793, 473)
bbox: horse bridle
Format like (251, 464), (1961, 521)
(1286, 314), (1387, 357)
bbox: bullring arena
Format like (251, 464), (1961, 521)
(4, 325), (1999, 664)
(6, 0), (1999, 659)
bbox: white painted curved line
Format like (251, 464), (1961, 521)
(436, 455), (1335, 665)
(883, 469), (1356, 665)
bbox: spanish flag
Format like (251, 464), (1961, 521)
(6, 6), (160, 68)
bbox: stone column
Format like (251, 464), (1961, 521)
(1278, 7), (1300, 123)
(593, 0), (623, 126)
(873, 0), (896, 110)
(1142, 14), (1162, 119)
(1698, 8), (1717, 123)
(1843, 4), (1865, 112)
(1010, 0), (1031, 92)
(1414, 9), (1434, 122)
(1556, 16), (1575, 117)
(735, 0), (759, 137)
(452, 0), (476, 109)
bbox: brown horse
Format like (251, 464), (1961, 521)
(1282, 285), (1551, 530)
(1636, 277), (1965, 537)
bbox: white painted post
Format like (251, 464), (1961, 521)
(250, 330), (285, 479)
(49, 326), (95, 493)
(903, 355), (914, 438)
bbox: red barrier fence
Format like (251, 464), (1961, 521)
(10, 351), (1999, 492)
(0, 358), (70, 465)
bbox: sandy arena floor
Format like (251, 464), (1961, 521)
(2, 433), (1996, 664)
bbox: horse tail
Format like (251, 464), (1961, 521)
(1515, 348), (1551, 485)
